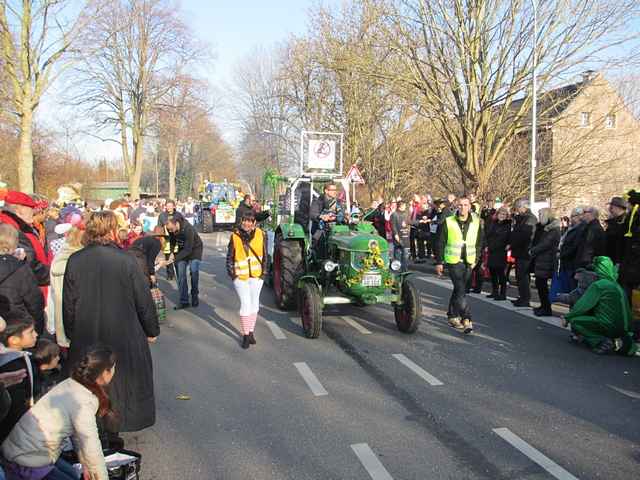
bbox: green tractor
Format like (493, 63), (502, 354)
(267, 176), (421, 338)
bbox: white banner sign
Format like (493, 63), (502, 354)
(308, 139), (336, 169)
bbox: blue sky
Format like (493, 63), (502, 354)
(44, 1), (315, 162)
(182, 0), (311, 85)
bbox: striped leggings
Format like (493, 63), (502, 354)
(233, 278), (264, 335)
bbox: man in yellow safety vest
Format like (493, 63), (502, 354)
(435, 196), (484, 334)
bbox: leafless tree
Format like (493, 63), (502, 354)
(0, 0), (98, 192)
(71, 0), (207, 199)
(156, 73), (211, 199)
(378, 0), (640, 198)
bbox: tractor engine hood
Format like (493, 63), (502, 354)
(328, 227), (389, 253)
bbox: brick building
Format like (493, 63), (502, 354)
(516, 72), (640, 214)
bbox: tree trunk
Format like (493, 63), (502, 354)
(17, 108), (34, 193)
(168, 144), (178, 200)
(129, 133), (144, 200)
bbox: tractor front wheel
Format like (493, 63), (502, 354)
(394, 280), (421, 334)
(300, 282), (323, 339)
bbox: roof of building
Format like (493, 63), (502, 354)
(510, 76), (592, 122)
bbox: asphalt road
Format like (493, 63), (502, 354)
(124, 232), (639, 480)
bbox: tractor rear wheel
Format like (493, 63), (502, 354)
(201, 210), (213, 233)
(273, 237), (304, 310)
(394, 280), (421, 333)
(300, 282), (323, 338)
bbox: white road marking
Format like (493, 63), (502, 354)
(493, 428), (579, 480)
(392, 354), (444, 386)
(211, 319), (241, 339)
(351, 443), (394, 480)
(342, 316), (372, 334)
(607, 384), (640, 400)
(265, 320), (286, 340)
(293, 362), (328, 396)
(416, 275), (569, 329)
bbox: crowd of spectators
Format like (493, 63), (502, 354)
(0, 189), (182, 479)
(367, 189), (640, 355)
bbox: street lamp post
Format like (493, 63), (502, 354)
(530, 0), (538, 207)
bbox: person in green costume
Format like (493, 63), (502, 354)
(563, 256), (639, 355)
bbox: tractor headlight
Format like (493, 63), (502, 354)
(324, 261), (338, 272)
(390, 260), (402, 272)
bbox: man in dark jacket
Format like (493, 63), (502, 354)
(235, 194), (270, 226)
(0, 225), (45, 333)
(0, 192), (50, 288)
(509, 199), (538, 307)
(575, 206), (606, 269)
(619, 189), (640, 337)
(157, 200), (183, 281)
(166, 215), (204, 309)
(391, 201), (411, 271)
(309, 182), (346, 232)
(604, 197), (627, 265)
(369, 202), (387, 238)
(63, 211), (159, 434)
(309, 182), (346, 258)
(235, 195), (254, 225)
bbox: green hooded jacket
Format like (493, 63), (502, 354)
(565, 256), (632, 335)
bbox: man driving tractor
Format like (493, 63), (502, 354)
(309, 182), (348, 258)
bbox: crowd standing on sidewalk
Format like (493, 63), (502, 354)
(370, 186), (640, 356)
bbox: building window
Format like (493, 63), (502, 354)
(580, 112), (591, 127)
(605, 114), (617, 129)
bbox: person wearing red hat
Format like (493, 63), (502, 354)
(0, 192), (50, 326)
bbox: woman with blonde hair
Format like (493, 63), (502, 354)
(63, 211), (159, 433)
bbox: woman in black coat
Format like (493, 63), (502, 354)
(485, 207), (511, 300)
(63, 211), (159, 433)
(530, 208), (561, 317)
(0, 225), (45, 333)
